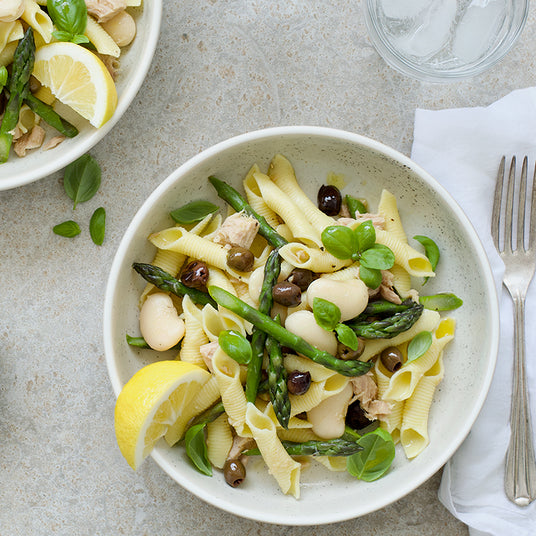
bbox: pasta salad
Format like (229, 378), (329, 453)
(0, 0), (141, 163)
(116, 154), (462, 498)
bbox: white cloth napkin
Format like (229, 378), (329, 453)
(411, 87), (536, 536)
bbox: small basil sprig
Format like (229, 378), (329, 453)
(406, 331), (433, 364)
(346, 428), (395, 482)
(313, 298), (360, 351)
(53, 220), (81, 237)
(184, 423), (212, 476)
(413, 235), (440, 284)
(170, 201), (219, 225)
(47, 0), (89, 44)
(420, 293), (463, 311)
(218, 330), (252, 364)
(321, 221), (395, 289)
(63, 154), (101, 209)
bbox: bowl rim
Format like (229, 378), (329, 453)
(0, 1), (163, 191)
(103, 125), (500, 524)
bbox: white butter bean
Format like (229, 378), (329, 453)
(139, 292), (185, 351)
(284, 310), (338, 355)
(101, 11), (137, 47)
(307, 278), (368, 321)
(0, 0), (24, 22)
(308, 383), (353, 439)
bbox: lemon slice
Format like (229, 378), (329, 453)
(32, 42), (118, 128)
(114, 361), (211, 470)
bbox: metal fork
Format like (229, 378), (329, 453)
(492, 156), (536, 506)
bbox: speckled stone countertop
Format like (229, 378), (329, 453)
(2, 2), (535, 534)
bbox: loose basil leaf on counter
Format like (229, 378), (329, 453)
(358, 265), (382, 290)
(347, 428), (395, 482)
(420, 293), (463, 311)
(48, 0), (89, 43)
(53, 220), (81, 237)
(218, 330), (252, 364)
(320, 225), (358, 260)
(334, 323), (359, 351)
(89, 207), (106, 245)
(313, 297), (341, 331)
(63, 153), (101, 209)
(345, 195), (367, 216)
(406, 331), (433, 364)
(184, 423), (212, 476)
(170, 200), (219, 224)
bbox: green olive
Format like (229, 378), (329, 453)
(227, 246), (254, 272)
(223, 458), (246, 487)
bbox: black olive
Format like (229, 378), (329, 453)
(317, 185), (342, 216)
(337, 339), (365, 360)
(272, 282), (301, 307)
(223, 459), (246, 487)
(380, 347), (403, 372)
(180, 261), (209, 290)
(227, 246), (254, 272)
(346, 400), (371, 430)
(286, 268), (314, 291)
(287, 370), (311, 395)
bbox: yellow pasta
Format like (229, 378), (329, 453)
(206, 413), (233, 469)
(21, 0), (53, 43)
(374, 359), (403, 442)
(179, 296), (209, 367)
(0, 21), (23, 52)
(243, 164), (280, 229)
(378, 189), (408, 243)
(268, 154), (335, 234)
(289, 375), (348, 417)
(321, 262), (361, 281)
(279, 242), (351, 273)
(283, 354), (336, 382)
(400, 353), (445, 458)
(315, 456), (348, 472)
(383, 318), (455, 402)
(245, 403), (301, 498)
(0, 41), (17, 67)
(84, 16), (120, 57)
(389, 264), (412, 299)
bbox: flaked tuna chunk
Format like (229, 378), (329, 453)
(213, 212), (259, 250)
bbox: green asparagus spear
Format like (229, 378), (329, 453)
(0, 28), (35, 163)
(189, 401), (225, 428)
(245, 438), (363, 457)
(208, 176), (288, 248)
(132, 263), (217, 308)
(245, 248), (281, 402)
(0, 66), (7, 92)
(208, 286), (372, 377)
(346, 301), (424, 339)
(353, 299), (414, 320)
(266, 316), (290, 429)
(24, 94), (79, 138)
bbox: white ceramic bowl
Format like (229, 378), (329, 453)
(0, 2), (162, 191)
(104, 126), (499, 524)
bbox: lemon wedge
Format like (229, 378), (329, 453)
(32, 42), (118, 128)
(114, 361), (211, 470)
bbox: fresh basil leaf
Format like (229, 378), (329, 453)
(345, 195), (367, 216)
(52, 30), (74, 42)
(406, 331), (433, 364)
(347, 428), (395, 481)
(125, 334), (150, 348)
(413, 235), (440, 284)
(89, 207), (106, 245)
(218, 330), (252, 364)
(63, 153), (101, 209)
(71, 34), (90, 44)
(184, 423), (212, 476)
(53, 220), (81, 237)
(359, 265), (382, 289)
(354, 220), (376, 253)
(420, 293), (463, 311)
(334, 323), (359, 351)
(313, 297), (341, 331)
(47, 0), (88, 36)
(321, 225), (358, 260)
(359, 244), (395, 270)
(169, 200), (219, 225)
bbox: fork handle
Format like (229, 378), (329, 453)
(504, 296), (536, 506)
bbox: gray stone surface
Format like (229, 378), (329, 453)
(2, 1), (535, 534)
